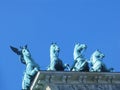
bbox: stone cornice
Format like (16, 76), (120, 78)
(30, 71), (120, 90)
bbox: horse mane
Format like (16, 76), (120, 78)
(20, 54), (26, 64)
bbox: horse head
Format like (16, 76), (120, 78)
(73, 43), (87, 60)
(90, 50), (105, 64)
(93, 50), (105, 59)
(50, 43), (60, 57)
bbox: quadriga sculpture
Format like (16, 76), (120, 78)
(71, 43), (89, 71)
(90, 50), (113, 72)
(10, 45), (40, 90)
(47, 43), (69, 71)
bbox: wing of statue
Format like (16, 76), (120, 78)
(10, 46), (21, 55)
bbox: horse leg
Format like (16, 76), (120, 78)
(49, 61), (56, 70)
(26, 63), (39, 76)
(91, 63), (102, 72)
(64, 64), (70, 71)
(22, 72), (31, 89)
(70, 60), (77, 71)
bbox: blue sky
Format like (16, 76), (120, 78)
(0, 0), (120, 90)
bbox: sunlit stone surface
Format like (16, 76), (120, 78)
(30, 71), (120, 90)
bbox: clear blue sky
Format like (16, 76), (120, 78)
(0, 0), (120, 90)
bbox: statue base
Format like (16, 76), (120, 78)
(30, 71), (120, 90)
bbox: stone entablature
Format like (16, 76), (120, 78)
(30, 71), (120, 90)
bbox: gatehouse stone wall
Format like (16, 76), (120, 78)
(30, 71), (120, 90)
